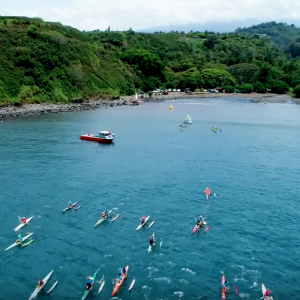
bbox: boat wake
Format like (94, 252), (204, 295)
(174, 291), (184, 298)
(154, 277), (171, 283)
(179, 279), (188, 284)
(181, 268), (195, 275)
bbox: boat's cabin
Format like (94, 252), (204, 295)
(99, 131), (114, 138)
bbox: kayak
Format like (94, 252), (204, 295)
(28, 270), (54, 300)
(62, 201), (79, 213)
(262, 283), (266, 298)
(82, 270), (97, 300)
(94, 210), (112, 228)
(148, 233), (155, 253)
(5, 232), (34, 251)
(111, 266), (129, 296)
(136, 215), (150, 230)
(21, 239), (34, 248)
(262, 283), (271, 299)
(221, 275), (226, 300)
(14, 216), (35, 232)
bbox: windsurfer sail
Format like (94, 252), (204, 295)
(183, 112), (192, 124)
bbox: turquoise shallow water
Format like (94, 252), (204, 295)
(1, 98), (300, 300)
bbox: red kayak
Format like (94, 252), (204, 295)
(192, 224), (199, 233)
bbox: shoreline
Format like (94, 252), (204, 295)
(0, 93), (297, 121)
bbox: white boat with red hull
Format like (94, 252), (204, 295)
(80, 131), (114, 143)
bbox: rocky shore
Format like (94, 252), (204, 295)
(0, 94), (219, 121)
(0, 98), (138, 121)
(0, 92), (297, 121)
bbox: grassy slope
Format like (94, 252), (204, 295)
(0, 17), (299, 105)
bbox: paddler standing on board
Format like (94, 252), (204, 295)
(86, 275), (93, 290)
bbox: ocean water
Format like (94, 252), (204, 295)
(0, 98), (300, 300)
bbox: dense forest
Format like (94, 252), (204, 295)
(1, 17), (300, 106)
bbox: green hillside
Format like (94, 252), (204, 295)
(1, 16), (300, 106)
(235, 21), (300, 49)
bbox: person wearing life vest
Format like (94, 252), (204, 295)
(140, 216), (146, 225)
(21, 217), (26, 224)
(264, 289), (271, 298)
(205, 188), (211, 196)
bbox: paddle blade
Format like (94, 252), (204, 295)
(205, 226), (209, 231)
(160, 240), (163, 247)
(128, 279), (135, 291)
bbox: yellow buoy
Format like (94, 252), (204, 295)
(169, 105), (173, 110)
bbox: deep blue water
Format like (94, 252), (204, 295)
(1, 98), (300, 300)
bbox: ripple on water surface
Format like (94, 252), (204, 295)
(0, 99), (300, 299)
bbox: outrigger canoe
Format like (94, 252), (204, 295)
(192, 221), (207, 233)
(111, 266), (129, 296)
(148, 233), (155, 253)
(5, 232), (34, 251)
(136, 215), (150, 230)
(62, 201), (79, 213)
(14, 216), (35, 232)
(82, 270), (97, 300)
(221, 275), (226, 300)
(28, 270), (53, 300)
(94, 210), (112, 228)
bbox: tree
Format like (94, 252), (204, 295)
(122, 49), (166, 80)
(142, 76), (161, 92)
(293, 83), (300, 97)
(227, 63), (260, 84)
(178, 77), (198, 91)
(236, 84), (253, 93)
(253, 82), (266, 93)
(222, 85), (235, 93)
(269, 80), (289, 94)
(201, 69), (236, 87)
